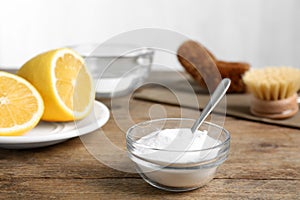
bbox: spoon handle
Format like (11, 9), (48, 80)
(191, 78), (231, 133)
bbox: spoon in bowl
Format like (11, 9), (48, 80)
(191, 78), (231, 133)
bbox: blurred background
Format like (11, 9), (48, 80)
(0, 0), (299, 70)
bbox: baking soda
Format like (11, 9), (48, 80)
(133, 128), (221, 188)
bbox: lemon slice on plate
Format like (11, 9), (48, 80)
(0, 71), (44, 136)
(17, 48), (95, 122)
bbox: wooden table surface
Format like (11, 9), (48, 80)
(0, 72), (299, 199)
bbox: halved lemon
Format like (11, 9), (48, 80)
(17, 48), (95, 122)
(0, 71), (44, 136)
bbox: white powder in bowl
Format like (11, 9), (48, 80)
(132, 128), (221, 189)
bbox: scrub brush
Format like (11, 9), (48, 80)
(243, 66), (300, 119)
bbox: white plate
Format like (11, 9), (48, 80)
(0, 101), (110, 149)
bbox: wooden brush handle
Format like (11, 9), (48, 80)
(177, 40), (221, 91)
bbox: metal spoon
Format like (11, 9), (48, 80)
(191, 78), (231, 133)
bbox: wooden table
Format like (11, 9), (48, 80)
(0, 72), (299, 199)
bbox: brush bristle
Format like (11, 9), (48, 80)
(243, 67), (300, 101)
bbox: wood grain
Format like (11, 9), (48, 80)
(0, 179), (298, 199)
(0, 71), (299, 199)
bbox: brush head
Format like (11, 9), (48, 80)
(243, 67), (300, 101)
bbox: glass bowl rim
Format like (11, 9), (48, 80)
(126, 118), (230, 153)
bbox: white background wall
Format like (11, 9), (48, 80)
(0, 0), (299, 70)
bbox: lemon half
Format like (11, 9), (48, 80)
(17, 48), (95, 122)
(0, 71), (44, 136)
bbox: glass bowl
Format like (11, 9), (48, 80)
(126, 118), (230, 192)
(69, 43), (154, 98)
